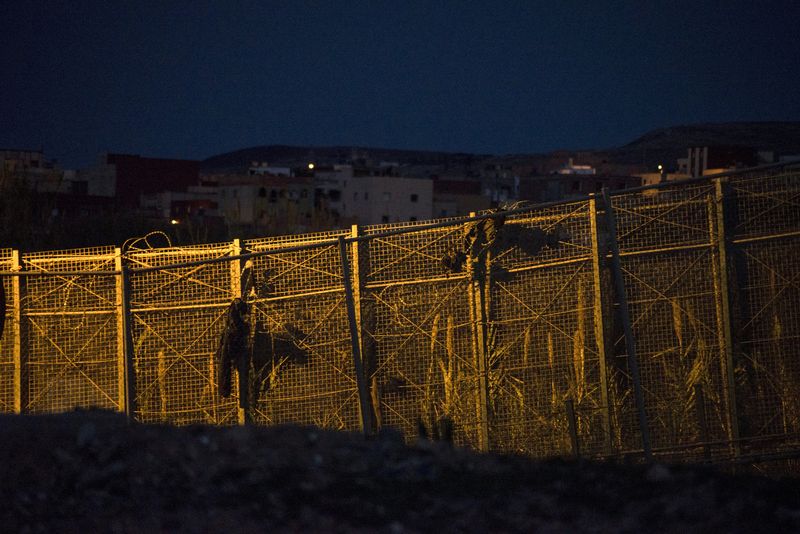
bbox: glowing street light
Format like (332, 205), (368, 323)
(308, 162), (315, 170)
(170, 219), (180, 225)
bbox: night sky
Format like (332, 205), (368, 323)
(2, 1), (799, 168)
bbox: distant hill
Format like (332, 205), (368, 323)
(601, 122), (800, 167)
(201, 122), (800, 174)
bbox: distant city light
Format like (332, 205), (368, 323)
(308, 163), (315, 170)
(170, 219), (180, 225)
(658, 164), (663, 170)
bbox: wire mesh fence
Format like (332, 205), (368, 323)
(243, 230), (360, 431)
(0, 249), (14, 413)
(126, 241), (238, 425)
(19, 246), (120, 413)
(610, 183), (733, 460)
(726, 171), (800, 453)
(1, 164), (799, 467)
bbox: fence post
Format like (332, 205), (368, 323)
(230, 238), (248, 425)
(694, 384), (711, 461)
(589, 196), (614, 453)
(338, 235), (374, 436)
(115, 249), (136, 419)
(467, 212), (491, 452)
(600, 189), (652, 461)
(711, 178), (741, 454)
(565, 399), (580, 459)
(350, 225), (381, 430)
(12, 250), (27, 414)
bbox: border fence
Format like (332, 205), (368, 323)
(2, 163), (800, 469)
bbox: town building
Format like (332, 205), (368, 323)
(338, 174), (433, 225)
(432, 179), (491, 217)
(518, 174), (640, 202)
(202, 173), (316, 234)
(80, 153), (200, 206)
(677, 146), (758, 177)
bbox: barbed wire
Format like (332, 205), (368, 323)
(122, 231), (173, 253)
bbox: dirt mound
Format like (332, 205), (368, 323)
(2, 410), (799, 533)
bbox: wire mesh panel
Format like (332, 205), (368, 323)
(127, 242), (237, 424)
(729, 171), (800, 240)
(611, 184), (732, 458)
(0, 249), (14, 413)
(244, 231), (361, 431)
(363, 218), (469, 285)
(362, 221), (479, 446)
(370, 279), (476, 445)
(22, 246), (119, 413)
(727, 171), (800, 449)
(732, 239), (800, 442)
(486, 202), (608, 456)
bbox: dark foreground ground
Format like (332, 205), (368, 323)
(1, 410), (799, 533)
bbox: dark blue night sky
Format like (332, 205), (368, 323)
(2, 1), (799, 168)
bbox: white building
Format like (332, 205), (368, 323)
(340, 175), (433, 224)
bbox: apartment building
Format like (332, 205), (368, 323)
(339, 175), (433, 224)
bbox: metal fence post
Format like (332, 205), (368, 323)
(600, 189), (652, 461)
(350, 225), (381, 430)
(467, 212), (491, 452)
(565, 399), (580, 459)
(338, 235), (374, 436)
(116, 249), (136, 419)
(694, 384), (711, 461)
(230, 238), (248, 425)
(589, 197), (614, 453)
(12, 250), (27, 414)
(712, 178), (741, 453)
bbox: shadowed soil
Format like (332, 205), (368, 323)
(1, 410), (799, 533)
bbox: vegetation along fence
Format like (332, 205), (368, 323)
(2, 162), (799, 468)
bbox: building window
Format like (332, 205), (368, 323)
(353, 192), (358, 200)
(269, 190), (277, 203)
(364, 192), (369, 200)
(329, 189), (342, 201)
(301, 189), (308, 198)
(410, 194), (418, 202)
(382, 192), (391, 201)
(258, 187), (267, 197)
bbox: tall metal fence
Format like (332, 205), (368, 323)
(2, 164), (800, 466)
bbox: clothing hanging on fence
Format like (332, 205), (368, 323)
(214, 298), (250, 398)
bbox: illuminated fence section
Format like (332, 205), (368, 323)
(361, 221), (476, 447)
(727, 172), (800, 448)
(610, 183), (733, 458)
(22, 247), (119, 413)
(243, 230), (361, 431)
(486, 202), (607, 456)
(126, 242), (237, 424)
(0, 249), (14, 413)
(1, 164), (799, 468)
